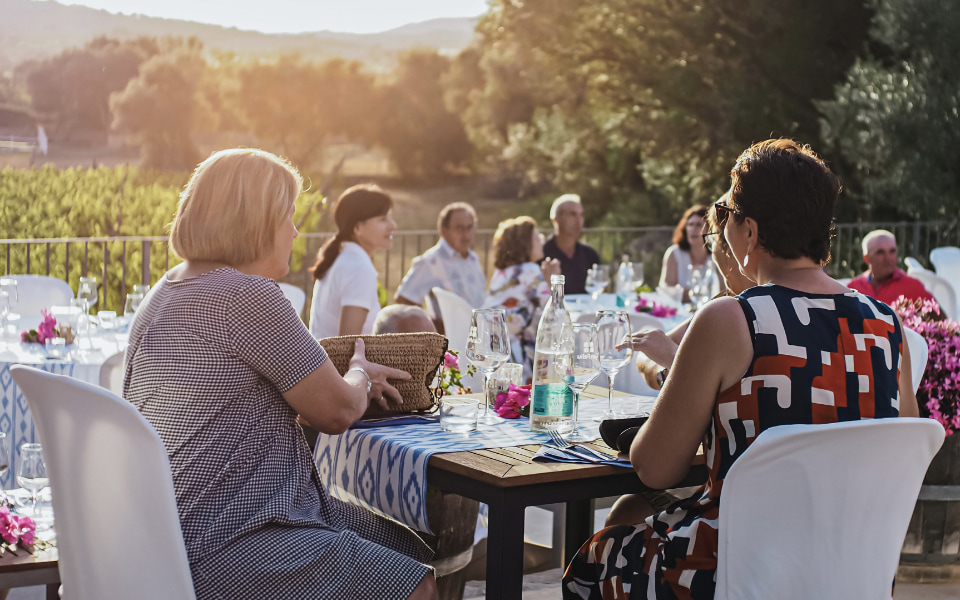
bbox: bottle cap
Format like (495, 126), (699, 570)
(550, 274), (565, 285)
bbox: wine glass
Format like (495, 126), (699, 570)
(0, 432), (10, 506)
(559, 322), (601, 442)
(123, 293), (143, 318)
(586, 265), (609, 302)
(17, 443), (48, 520)
(0, 278), (18, 306)
(594, 311), (633, 420)
(465, 308), (511, 425)
(77, 276), (99, 322)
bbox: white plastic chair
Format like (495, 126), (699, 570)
(430, 287), (481, 391)
(904, 257), (929, 273)
(10, 366), (197, 600)
(715, 418), (944, 600)
(903, 327), (929, 394)
(98, 349), (125, 396)
(277, 282), (306, 316)
(835, 277), (852, 286)
(908, 268), (958, 319)
(929, 246), (960, 288)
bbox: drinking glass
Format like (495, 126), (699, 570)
(0, 432), (10, 506)
(17, 443), (48, 520)
(586, 265), (610, 301)
(123, 293), (142, 317)
(0, 278), (18, 306)
(595, 311), (633, 420)
(132, 283), (150, 296)
(439, 397), (479, 433)
(559, 322), (601, 442)
(465, 308), (511, 425)
(77, 276), (99, 321)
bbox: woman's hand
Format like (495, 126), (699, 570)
(540, 258), (561, 280)
(348, 338), (412, 411)
(619, 329), (679, 369)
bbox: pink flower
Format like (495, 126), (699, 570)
(15, 516), (35, 547)
(443, 352), (459, 370)
(494, 384), (531, 419)
(0, 509), (18, 545)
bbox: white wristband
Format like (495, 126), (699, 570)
(347, 367), (372, 394)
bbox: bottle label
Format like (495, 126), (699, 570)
(532, 383), (573, 416)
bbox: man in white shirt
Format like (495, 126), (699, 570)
(394, 202), (487, 308)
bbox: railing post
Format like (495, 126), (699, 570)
(121, 241), (127, 301)
(45, 243), (51, 276)
(25, 244), (30, 274)
(142, 241), (151, 286)
(913, 221), (921, 260)
(65, 243), (70, 284)
(102, 242), (109, 311)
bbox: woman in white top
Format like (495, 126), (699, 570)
(658, 204), (713, 301)
(309, 184), (397, 338)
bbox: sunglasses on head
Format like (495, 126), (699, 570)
(713, 199), (742, 228)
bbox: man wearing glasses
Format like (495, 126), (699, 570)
(846, 229), (935, 306)
(395, 202), (487, 308)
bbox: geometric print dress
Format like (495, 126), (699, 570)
(563, 284), (903, 599)
(124, 268), (432, 600)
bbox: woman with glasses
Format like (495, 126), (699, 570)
(563, 139), (918, 600)
(658, 204), (714, 301)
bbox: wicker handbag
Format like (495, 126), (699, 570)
(317, 332), (448, 418)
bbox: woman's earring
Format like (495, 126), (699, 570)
(743, 245), (752, 267)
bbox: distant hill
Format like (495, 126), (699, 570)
(0, 0), (479, 74)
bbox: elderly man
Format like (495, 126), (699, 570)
(395, 202), (487, 308)
(541, 194), (600, 295)
(847, 229), (934, 305)
(373, 305), (436, 334)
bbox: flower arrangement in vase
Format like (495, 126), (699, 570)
(892, 297), (960, 435)
(20, 308), (74, 345)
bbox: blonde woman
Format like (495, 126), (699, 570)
(483, 216), (560, 382)
(125, 149), (436, 600)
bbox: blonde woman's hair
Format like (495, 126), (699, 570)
(170, 149), (302, 266)
(493, 216), (537, 270)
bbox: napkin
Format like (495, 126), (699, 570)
(350, 415), (439, 429)
(533, 444), (632, 467)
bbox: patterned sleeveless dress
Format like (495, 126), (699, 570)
(562, 284), (904, 600)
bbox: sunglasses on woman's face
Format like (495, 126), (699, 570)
(713, 199), (741, 228)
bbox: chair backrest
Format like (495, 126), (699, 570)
(904, 256), (929, 273)
(909, 269), (958, 319)
(835, 277), (852, 286)
(628, 312), (666, 332)
(430, 287), (482, 391)
(903, 326), (928, 393)
(929, 246), (960, 287)
(4, 275), (75, 329)
(715, 418), (944, 600)
(98, 349), (125, 396)
(10, 366), (197, 600)
(277, 282), (306, 317)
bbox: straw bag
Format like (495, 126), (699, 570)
(317, 332), (448, 417)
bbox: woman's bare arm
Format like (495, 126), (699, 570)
(339, 306), (369, 336)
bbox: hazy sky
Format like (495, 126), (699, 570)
(55, 0), (490, 34)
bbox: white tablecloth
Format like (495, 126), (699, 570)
(0, 332), (126, 488)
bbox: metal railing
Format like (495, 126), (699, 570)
(2, 222), (958, 312)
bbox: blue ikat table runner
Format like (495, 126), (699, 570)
(313, 393), (657, 534)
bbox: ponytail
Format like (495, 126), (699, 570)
(311, 232), (345, 281)
(310, 183), (393, 281)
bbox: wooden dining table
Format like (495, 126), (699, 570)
(425, 409), (708, 600)
(0, 543), (58, 599)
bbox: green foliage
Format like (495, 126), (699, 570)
(110, 38), (212, 170)
(820, 0), (960, 221)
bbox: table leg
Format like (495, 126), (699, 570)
(485, 499), (526, 600)
(563, 498), (593, 566)
(45, 583), (58, 600)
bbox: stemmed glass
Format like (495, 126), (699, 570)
(17, 443), (48, 521)
(594, 311), (633, 420)
(586, 265), (610, 302)
(77, 276), (99, 325)
(559, 322), (601, 442)
(465, 308), (511, 426)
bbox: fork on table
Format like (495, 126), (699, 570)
(547, 430), (573, 449)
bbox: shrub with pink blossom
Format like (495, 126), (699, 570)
(892, 297), (960, 435)
(437, 350), (477, 395)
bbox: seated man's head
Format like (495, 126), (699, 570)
(373, 305), (436, 334)
(438, 202), (477, 258)
(550, 194), (584, 240)
(861, 229), (898, 282)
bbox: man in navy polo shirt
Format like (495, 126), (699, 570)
(541, 194), (600, 295)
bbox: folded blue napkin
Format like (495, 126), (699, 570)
(533, 444), (632, 467)
(350, 415), (439, 429)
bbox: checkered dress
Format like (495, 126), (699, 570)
(563, 284), (903, 599)
(124, 268), (431, 599)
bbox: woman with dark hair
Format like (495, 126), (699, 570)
(658, 204), (713, 297)
(563, 139), (918, 599)
(309, 184), (396, 338)
(484, 217), (560, 382)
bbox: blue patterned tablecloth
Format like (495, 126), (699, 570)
(0, 334), (126, 489)
(314, 392), (657, 534)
